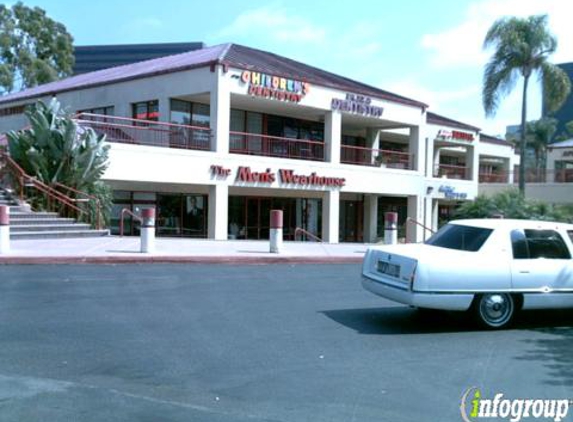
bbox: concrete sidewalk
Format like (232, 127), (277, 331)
(0, 236), (369, 264)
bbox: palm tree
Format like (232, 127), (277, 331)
(526, 117), (557, 179)
(482, 14), (571, 194)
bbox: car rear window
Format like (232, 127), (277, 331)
(512, 229), (571, 259)
(425, 224), (493, 252)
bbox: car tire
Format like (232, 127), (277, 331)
(472, 293), (517, 329)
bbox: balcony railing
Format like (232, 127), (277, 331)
(434, 163), (470, 180)
(75, 113), (211, 151)
(479, 172), (508, 183)
(513, 169), (573, 183)
(341, 145), (413, 169)
(229, 131), (324, 161)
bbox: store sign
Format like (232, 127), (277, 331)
(331, 93), (383, 118)
(439, 185), (467, 200)
(211, 165), (345, 187)
(562, 150), (573, 157)
(436, 129), (474, 142)
(240, 70), (310, 103)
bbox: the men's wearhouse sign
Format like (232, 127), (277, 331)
(241, 71), (310, 103)
(331, 93), (384, 118)
(236, 166), (346, 187)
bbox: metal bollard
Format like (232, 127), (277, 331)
(269, 210), (283, 253)
(140, 208), (156, 253)
(384, 212), (398, 245)
(0, 205), (9, 254)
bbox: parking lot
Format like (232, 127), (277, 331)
(0, 263), (571, 421)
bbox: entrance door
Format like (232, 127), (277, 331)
(339, 200), (363, 242)
(245, 197), (272, 240)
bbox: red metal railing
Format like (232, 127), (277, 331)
(75, 113), (212, 151)
(119, 208), (142, 237)
(294, 227), (323, 242)
(229, 131), (324, 161)
(341, 145), (413, 169)
(434, 163), (470, 180)
(0, 151), (98, 226)
(53, 182), (102, 229)
(512, 169), (573, 183)
(478, 172), (508, 183)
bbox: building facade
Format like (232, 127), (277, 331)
(0, 43), (517, 243)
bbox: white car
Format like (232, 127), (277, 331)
(361, 219), (573, 328)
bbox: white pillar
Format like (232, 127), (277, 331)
(366, 128), (380, 165)
(208, 184), (228, 240)
(325, 111), (341, 164)
(409, 126), (423, 172)
(210, 66), (230, 154)
(407, 195), (423, 243)
(467, 144), (478, 181)
(0, 205), (9, 254)
(363, 194), (378, 243)
(322, 190), (340, 244)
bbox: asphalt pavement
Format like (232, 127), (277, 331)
(0, 263), (571, 422)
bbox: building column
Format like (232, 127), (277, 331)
(423, 197), (439, 240)
(503, 158), (512, 184)
(325, 110), (341, 164)
(208, 184), (228, 240)
(210, 66), (230, 154)
(366, 128), (380, 165)
(466, 144), (478, 181)
(322, 190), (340, 243)
(363, 194), (378, 243)
(409, 126), (423, 172)
(407, 195), (423, 243)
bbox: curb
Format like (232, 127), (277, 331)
(0, 255), (364, 265)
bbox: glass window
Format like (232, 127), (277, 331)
(230, 109), (246, 132)
(170, 99), (191, 125)
(425, 224), (493, 252)
(524, 230), (571, 259)
(192, 103), (210, 128)
(511, 230), (529, 259)
(132, 100), (159, 124)
(567, 230), (573, 244)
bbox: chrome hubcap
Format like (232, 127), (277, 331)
(479, 294), (513, 327)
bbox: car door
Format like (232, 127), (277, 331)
(510, 229), (573, 307)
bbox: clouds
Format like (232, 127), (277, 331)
(422, 0), (573, 69)
(216, 5), (326, 44)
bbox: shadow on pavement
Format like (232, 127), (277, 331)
(321, 307), (573, 336)
(321, 306), (469, 335)
(514, 309), (573, 387)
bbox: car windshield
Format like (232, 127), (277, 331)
(425, 223), (493, 252)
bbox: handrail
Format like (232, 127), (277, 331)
(294, 227), (323, 242)
(405, 217), (434, 243)
(0, 151), (84, 217)
(76, 113), (212, 132)
(53, 182), (102, 230)
(119, 208), (142, 237)
(229, 130), (325, 146)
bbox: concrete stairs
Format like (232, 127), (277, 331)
(0, 189), (109, 239)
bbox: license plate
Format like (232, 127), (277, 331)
(377, 260), (400, 278)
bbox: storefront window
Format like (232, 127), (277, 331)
(78, 106), (114, 121)
(132, 100), (159, 125)
(111, 191), (207, 238)
(169, 99), (210, 149)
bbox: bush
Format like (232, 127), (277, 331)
(453, 189), (573, 223)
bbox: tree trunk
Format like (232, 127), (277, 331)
(518, 75), (529, 194)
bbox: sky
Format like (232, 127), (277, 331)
(13, 0), (573, 137)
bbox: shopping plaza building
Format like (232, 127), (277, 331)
(0, 43), (520, 243)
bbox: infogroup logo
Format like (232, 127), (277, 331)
(460, 387), (572, 422)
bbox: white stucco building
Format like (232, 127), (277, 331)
(0, 43), (519, 243)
